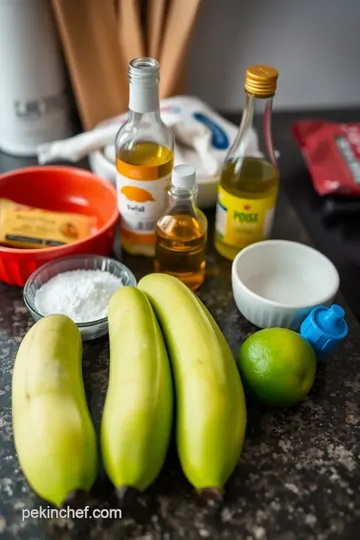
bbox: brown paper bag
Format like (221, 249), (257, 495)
(147, 0), (168, 59)
(117, 0), (145, 62)
(52, 0), (203, 129)
(51, 0), (128, 130)
(157, 0), (202, 97)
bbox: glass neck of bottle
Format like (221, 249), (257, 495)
(128, 81), (160, 122)
(236, 92), (277, 167)
(168, 185), (198, 215)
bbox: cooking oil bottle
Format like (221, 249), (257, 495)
(115, 58), (174, 256)
(155, 164), (207, 291)
(214, 65), (279, 260)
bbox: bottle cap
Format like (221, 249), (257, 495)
(172, 164), (196, 189)
(128, 57), (159, 86)
(245, 65), (278, 98)
(300, 304), (348, 357)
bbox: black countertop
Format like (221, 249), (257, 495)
(1, 111), (360, 540)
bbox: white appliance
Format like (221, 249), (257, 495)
(0, 0), (73, 156)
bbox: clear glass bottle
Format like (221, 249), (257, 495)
(155, 164), (208, 292)
(115, 58), (174, 257)
(214, 65), (279, 261)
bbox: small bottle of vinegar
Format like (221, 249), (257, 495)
(154, 165), (207, 291)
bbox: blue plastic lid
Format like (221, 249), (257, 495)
(300, 304), (348, 356)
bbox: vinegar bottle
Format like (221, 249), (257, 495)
(115, 58), (174, 256)
(155, 164), (208, 292)
(214, 65), (279, 261)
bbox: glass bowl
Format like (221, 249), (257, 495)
(23, 254), (137, 341)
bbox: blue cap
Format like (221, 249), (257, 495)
(300, 304), (348, 358)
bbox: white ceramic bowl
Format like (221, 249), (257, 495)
(231, 240), (340, 330)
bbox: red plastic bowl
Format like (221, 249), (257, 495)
(0, 166), (119, 286)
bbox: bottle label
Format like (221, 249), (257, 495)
(0, 198), (94, 249)
(116, 159), (172, 245)
(215, 185), (278, 248)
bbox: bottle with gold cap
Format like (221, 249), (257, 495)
(214, 65), (279, 260)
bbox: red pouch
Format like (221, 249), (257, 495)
(292, 120), (360, 196)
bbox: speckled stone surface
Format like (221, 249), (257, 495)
(0, 193), (359, 540)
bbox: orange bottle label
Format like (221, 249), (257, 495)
(116, 157), (173, 244)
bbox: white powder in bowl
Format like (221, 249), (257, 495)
(34, 269), (123, 323)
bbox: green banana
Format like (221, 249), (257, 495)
(138, 273), (247, 500)
(100, 286), (173, 496)
(12, 314), (97, 508)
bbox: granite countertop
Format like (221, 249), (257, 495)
(0, 194), (359, 540)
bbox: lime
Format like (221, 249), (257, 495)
(238, 328), (317, 407)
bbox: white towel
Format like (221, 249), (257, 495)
(37, 96), (266, 182)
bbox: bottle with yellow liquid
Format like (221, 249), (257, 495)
(155, 164), (207, 292)
(214, 65), (279, 260)
(115, 58), (174, 256)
